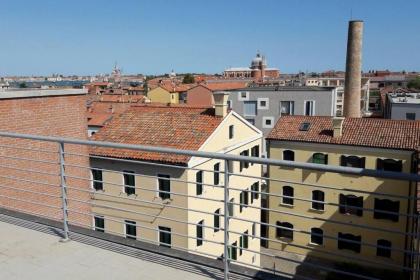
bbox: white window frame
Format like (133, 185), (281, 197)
(124, 220), (137, 239)
(156, 173), (171, 199)
(92, 215), (105, 231)
(243, 101), (257, 117)
(238, 91), (249, 101)
(257, 98), (269, 110)
(227, 100), (232, 109)
(262, 116), (275, 128)
(158, 225), (172, 247)
(304, 100), (316, 116)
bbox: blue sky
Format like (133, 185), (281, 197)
(0, 0), (419, 76)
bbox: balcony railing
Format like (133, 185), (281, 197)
(0, 131), (419, 280)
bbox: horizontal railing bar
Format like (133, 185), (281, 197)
(68, 209), (224, 245)
(68, 219), (224, 260)
(231, 172), (419, 200)
(0, 163), (60, 177)
(0, 131), (418, 181)
(0, 143), (58, 154)
(0, 154), (59, 165)
(67, 200), (223, 232)
(0, 184), (61, 199)
(0, 194), (62, 210)
(66, 152), (227, 175)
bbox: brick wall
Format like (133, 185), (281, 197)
(0, 94), (91, 227)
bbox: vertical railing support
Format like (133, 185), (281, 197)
(223, 159), (230, 280)
(59, 142), (70, 242)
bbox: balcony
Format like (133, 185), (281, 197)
(0, 131), (419, 280)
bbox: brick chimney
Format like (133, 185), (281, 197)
(332, 117), (345, 138)
(213, 91), (229, 117)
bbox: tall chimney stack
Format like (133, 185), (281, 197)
(343, 20), (363, 118)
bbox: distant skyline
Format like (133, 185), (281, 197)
(0, 0), (419, 76)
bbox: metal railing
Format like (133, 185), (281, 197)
(0, 131), (419, 280)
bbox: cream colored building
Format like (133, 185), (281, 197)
(266, 115), (419, 274)
(89, 95), (263, 267)
(147, 86), (179, 104)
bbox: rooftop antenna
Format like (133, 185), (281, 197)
(350, 8), (353, 20)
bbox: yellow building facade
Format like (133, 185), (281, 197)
(147, 86), (179, 104)
(89, 104), (263, 267)
(266, 116), (419, 274)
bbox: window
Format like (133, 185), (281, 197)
(252, 223), (256, 238)
(283, 150), (295, 161)
(312, 153), (328, 165)
(340, 156), (365, 168)
(229, 125), (234, 139)
(228, 242), (238, 260)
(251, 182), (259, 203)
(310, 228), (323, 245)
(214, 209), (220, 232)
(196, 220), (204, 247)
(338, 233), (361, 253)
(196, 171), (203, 196)
(312, 190), (325, 211)
(280, 101), (294, 115)
(250, 145), (259, 166)
(94, 216), (105, 232)
(227, 100), (232, 109)
(214, 163), (220, 186)
(262, 117), (274, 128)
(239, 150), (249, 172)
(123, 171), (135, 195)
(299, 122), (311, 131)
(304, 100), (315, 116)
(239, 230), (249, 255)
(282, 186), (294, 205)
(377, 239), (391, 258)
(374, 199), (399, 222)
(339, 194), (363, 216)
(228, 199), (234, 217)
(376, 158), (403, 172)
(240, 190), (249, 212)
(406, 113), (416, 120)
(276, 222), (293, 240)
(158, 174), (171, 200)
(125, 220), (137, 240)
(159, 226), (171, 248)
(243, 101), (257, 116)
(239, 91), (248, 100)
(91, 169), (103, 191)
(245, 118), (255, 125)
(258, 98), (269, 109)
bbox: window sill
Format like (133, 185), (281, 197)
(92, 189), (105, 193)
(279, 203), (294, 208)
(308, 242), (324, 247)
(309, 208), (325, 213)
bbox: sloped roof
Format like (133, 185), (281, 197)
(267, 116), (420, 151)
(90, 105), (224, 164)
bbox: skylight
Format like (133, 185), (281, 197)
(299, 122), (311, 131)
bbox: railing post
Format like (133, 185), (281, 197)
(59, 142), (70, 242)
(223, 159), (230, 280)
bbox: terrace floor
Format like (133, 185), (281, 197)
(0, 215), (216, 280)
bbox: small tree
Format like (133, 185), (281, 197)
(407, 77), (420, 89)
(19, 82), (27, 88)
(182, 73), (195, 84)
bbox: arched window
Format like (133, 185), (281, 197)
(283, 150), (295, 161)
(377, 158), (402, 172)
(276, 222), (294, 240)
(282, 186), (294, 205)
(312, 190), (325, 210)
(340, 155), (365, 168)
(310, 228), (323, 245)
(312, 153), (328, 164)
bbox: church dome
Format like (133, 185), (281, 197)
(250, 52), (267, 68)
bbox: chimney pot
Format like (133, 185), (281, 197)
(213, 91), (229, 117)
(332, 117), (345, 138)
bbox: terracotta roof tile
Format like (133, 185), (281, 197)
(267, 116), (420, 151)
(90, 105), (223, 164)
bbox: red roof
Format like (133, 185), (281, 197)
(267, 116), (420, 151)
(90, 105), (224, 164)
(203, 82), (248, 91)
(99, 94), (146, 103)
(87, 113), (113, 127)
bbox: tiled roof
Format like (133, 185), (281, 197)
(87, 113), (113, 127)
(203, 82), (249, 91)
(99, 94), (146, 103)
(267, 116), (420, 151)
(90, 105), (224, 164)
